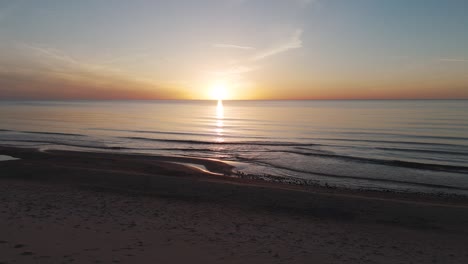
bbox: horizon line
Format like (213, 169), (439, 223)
(1, 98), (467, 102)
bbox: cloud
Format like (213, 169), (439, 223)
(212, 43), (255, 50)
(0, 43), (180, 100)
(251, 29), (303, 61)
(205, 29), (304, 90)
(21, 43), (160, 71)
(20, 43), (79, 66)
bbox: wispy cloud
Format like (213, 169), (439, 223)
(20, 43), (79, 66)
(212, 43), (255, 50)
(206, 29), (305, 88)
(251, 29), (303, 61)
(0, 43), (180, 99)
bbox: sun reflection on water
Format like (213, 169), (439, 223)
(215, 100), (224, 143)
(216, 99), (224, 118)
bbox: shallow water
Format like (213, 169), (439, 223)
(1, 100), (467, 194)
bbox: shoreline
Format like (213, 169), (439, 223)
(1, 146), (468, 205)
(2, 146), (468, 263)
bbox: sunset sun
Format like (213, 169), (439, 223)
(210, 82), (229, 101)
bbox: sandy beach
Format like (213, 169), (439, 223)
(1, 146), (468, 263)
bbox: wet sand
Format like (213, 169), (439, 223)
(1, 146), (468, 263)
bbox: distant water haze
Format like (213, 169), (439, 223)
(1, 100), (467, 195)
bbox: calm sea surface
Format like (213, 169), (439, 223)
(1, 100), (467, 195)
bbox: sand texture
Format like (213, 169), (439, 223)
(1, 146), (468, 263)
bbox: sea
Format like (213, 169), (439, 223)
(1, 100), (467, 195)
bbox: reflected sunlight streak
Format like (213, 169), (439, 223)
(215, 100), (224, 142)
(216, 100), (224, 119)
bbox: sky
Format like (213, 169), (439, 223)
(0, 0), (467, 100)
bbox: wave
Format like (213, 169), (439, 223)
(120, 136), (323, 147)
(0, 129), (85, 137)
(376, 147), (468, 156)
(119, 136), (468, 173)
(251, 160), (468, 191)
(0, 139), (260, 153)
(20, 131), (85, 137)
(3, 138), (468, 192)
(404, 121), (468, 128)
(265, 150), (468, 173)
(3, 135), (467, 174)
(0, 139), (126, 150)
(122, 135), (468, 152)
(313, 137), (468, 148)
(89, 128), (269, 139)
(332, 131), (468, 141)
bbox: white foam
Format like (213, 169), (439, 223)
(0, 155), (19, 161)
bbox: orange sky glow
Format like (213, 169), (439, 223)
(0, 1), (467, 100)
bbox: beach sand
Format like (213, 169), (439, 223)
(1, 146), (468, 263)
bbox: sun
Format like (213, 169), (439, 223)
(210, 81), (228, 100)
